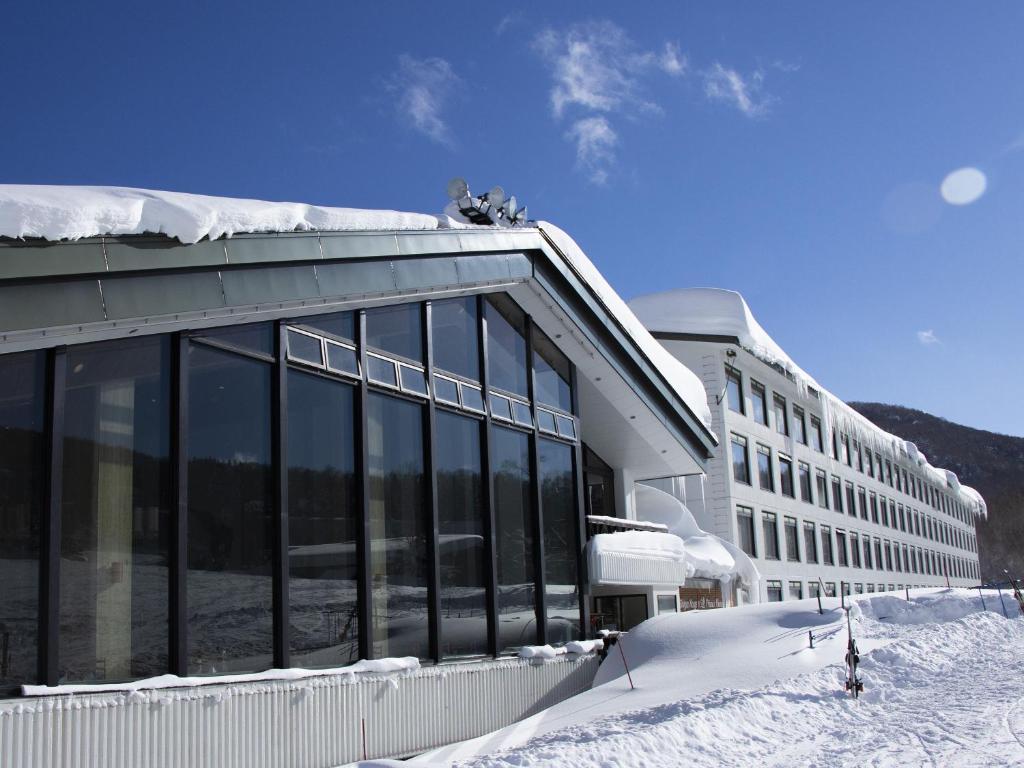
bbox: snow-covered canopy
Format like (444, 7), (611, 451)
(0, 185), (468, 244)
(630, 287), (987, 519)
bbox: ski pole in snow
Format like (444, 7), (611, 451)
(997, 586), (1009, 618)
(1004, 571), (1024, 615)
(617, 635), (635, 690)
(843, 607), (863, 699)
(977, 586), (987, 612)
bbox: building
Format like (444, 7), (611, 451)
(629, 287), (986, 604)
(0, 185), (728, 766)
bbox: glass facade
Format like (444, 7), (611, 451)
(0, 290), (586, 689)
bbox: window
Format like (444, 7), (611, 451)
(737, 506), (756, 557)
(291, 310), (355, 343)
(815, 469), (828, 509)
(864, 450), (874, 478)
(841, 434), (850, 466)
(850, 533), (862, 567)
(657, 594), (678, 614)
(751, 381), (768, 425)
(0, 351), (45, 689)
(832, 476), (843, 513)
(368, 393), (429, 659)
(821, 525), (834, 565)
(779, 456), (794, 497)
(288, 370), (360, 668)
(875, 539), (884, 571)
(365, 303), (423, 363)
(61, 338), (173, 682)
(803, 521), (818, 563)
(435, 411), (488, 657)
(884, 541), (893, 571)
(762, 512), (780, 560)
(862, 537), (873, 569)
(793, 405), (807, 444)
(431, 297), (480, 382)
(731, 434), (750, 485)
(809, 581), (821, 598)
(188, 344), (274, 674)
(858, 488), (868, 521)
(756, 445), (774, 491)
(836, 530), (848, 567)
(773, 394), (789, 436)
(534, 327), (573, 413)
(824, 582), (837, 598)
(845, 482), (856, 519)
(810, 415), (823, 452)
(583, 445), (615, 519)
(784, 517), (800, 562)
(540, 439), (581, 645)
(799, 462), (813, 503)
(870, 492), (879, 524)
(725, 367), (744, 415)
(486, 294), (529, 397)
(788, 581), (803, 600)
(853, 441), (863, 472)
(766, 580), (783, 602)
(492, 426), (537, 650)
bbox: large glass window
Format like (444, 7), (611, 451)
(60, 338), (171, 683)
(431, 297), (480, 382)
(583, 445), (615, 518)
(367, 392), (428, 659)
(534, 328), (573, 413)
(0, 351), (46, 689)
(366, 303), (423, 363)
(492, 426), (537, 650)
(486, 295), (529, 397)
(540, 439), (580, 644)
(435, 411), (487, 658)
(287, 370), (359, 668)
(187, 344), (274, 675)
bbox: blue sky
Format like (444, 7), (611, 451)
(4, 2), (1023, 435)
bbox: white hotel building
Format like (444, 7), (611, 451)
(630, 288), (986, 604)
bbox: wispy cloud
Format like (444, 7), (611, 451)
(703, 63), (772, 118)
(390, 55), (459, 146)
(533, 21), (685, 184)
(496, 13), (521, 36)
(566, 117), (618, 185)
(917, 329), (941, 346)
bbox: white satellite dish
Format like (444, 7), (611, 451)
(506, 195), (518, 216)
(487, 186), (505, 209)
(446, 177), (469, 201)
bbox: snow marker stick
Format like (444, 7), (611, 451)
(997, 587), (1009, 618)
(808, 631), (814, 649)
(362, 718), (367, 760)
(843, 607), (863, 699)
(977, 586), (986, 612)
(1004, 571), (1024, 615)
(617, 636), (635, 690)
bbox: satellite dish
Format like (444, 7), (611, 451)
(446, 177), (469, 201)
(506, 195), (518, 216)
(487, 186), (506, 209)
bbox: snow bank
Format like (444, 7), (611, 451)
(0, 185), (469, 244)
(517, 640), (604, 660)
(420, 588), (1021, 766)
(629, 287), (986, 518)
(588, 530), (687, 560)
(21, 657), (420, 697)
(537, 223), (715, 431)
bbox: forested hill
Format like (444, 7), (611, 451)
(849, 402), (1024, 580)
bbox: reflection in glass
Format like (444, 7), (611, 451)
(368, 393), (428, 659)
(435, 412), (487, 657)
(195, 322), (274, 356)
(287, 329), (323, 367)
(187, 344), (273, 674)
(512, 401), (534, 428)
(460, 385), (484, 412)
(366, 304), (422, 363)
(0, 351), (45, 688)
(492, 426), (537, 650)
(367, 356), (398, 387)
(539, 440), (580, 644)
(433, 375), (460, 405)
(60, 337), (171, 682)
(537, 409), (557, 433)
(399, 364), (428, 396)
(288, 370), (359, 668)
(533, 328), (572, 413)
(489, 393), (512, 422)
(431, 297), (480, 381)
(294, 311), (355, 342)
(486, 295), (528, 397)
(326, 342), (359, 377)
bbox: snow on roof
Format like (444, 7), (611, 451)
(537, 224), (715, 431)
(630, 287), (986, 518)
(0, 185), (470, 244)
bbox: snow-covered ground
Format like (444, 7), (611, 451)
(367, 588), (1024, 767)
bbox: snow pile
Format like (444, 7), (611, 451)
(629, 287), (986, 518)
(634, 483), (758, 589)
(0, 185), (470, 244)
(537, 223), (715, 431)
(22, 657), (420, 697)
(518, 640), (604, 661)
(413, 589), (1023, 767)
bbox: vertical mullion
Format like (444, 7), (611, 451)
(479, 295), (499, 657)
(273, 322), (290, 668)
(39, 346), (66, 687)
(356, 311), (372, 660)
(169, 332), (189, 675)
(569, 362), (590, 638)
(526, 318), (547, 647)
(423, 302), (441, 663)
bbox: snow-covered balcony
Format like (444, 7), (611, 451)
(588, 529), (689, 588)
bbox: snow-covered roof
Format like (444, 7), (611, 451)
(0, 185), (471, 244)
(630, 287), (987, 518)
